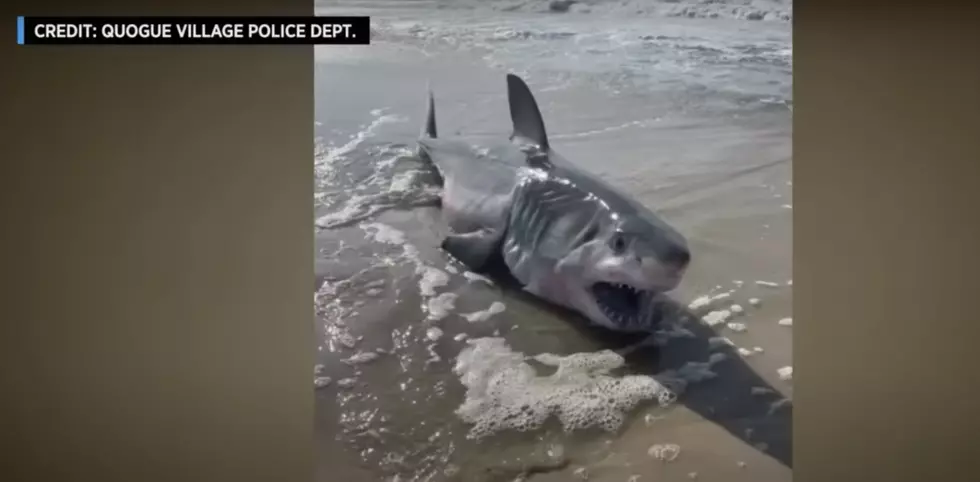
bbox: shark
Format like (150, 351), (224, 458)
(416, 74), (691, 332)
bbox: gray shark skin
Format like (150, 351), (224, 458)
(417, 74), (691, 332)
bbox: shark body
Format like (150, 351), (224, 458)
(417, 74), (690, 332)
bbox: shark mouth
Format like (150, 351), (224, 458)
(591, 282), (648, 326)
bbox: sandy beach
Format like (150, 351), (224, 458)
(314, 1), (792, 480)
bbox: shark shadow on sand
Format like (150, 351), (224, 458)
(522, 287), (793, 469)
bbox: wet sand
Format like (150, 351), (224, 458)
(314, 2), (791, 481)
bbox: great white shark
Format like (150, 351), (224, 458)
(417, 74), (691, 332)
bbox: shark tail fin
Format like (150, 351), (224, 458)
(506, 74), (549, 152)
(416, 83), (438, 163)
(421, 84), (437, 139)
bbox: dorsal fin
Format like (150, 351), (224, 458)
(506, 74), (550, 153)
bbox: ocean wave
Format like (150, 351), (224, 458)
(321, 0), (792, 22)
(500, 0), (792, 23)
(369, 16), (792, 107)
(370, 20), (791, 69)
(314, 108), (444, 229)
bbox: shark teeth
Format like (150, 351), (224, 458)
(600, 305), (636, 325)
(592, 281), (645, 328)
(608, 282), (640, 296)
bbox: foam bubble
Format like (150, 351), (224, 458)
(748, 298), (762, 306)
(644, 413), (665, 426)
(359, 225), (454, 307)
(777, 317), (793, 327)
(388, 170), (419, 193)
(426, 327), (445, 342)
(425, 342), (442, 365)
(426, 292), (458, 321)
(337, 378), (357, 389)
(710, 291), (734, 302)
(648, 443), (681, 462)
(362, 222), (407, 245)
(342, 351), (380, 365)
(462, 271), (494, 285)
(314, 377), (332, 389)
(316, 197), (383, 228)
(702, 309), (732, 326)
(777, 366), (793, 381)
(687, 296), (712, 311)
(727, 322), (748, 332)
(335, 331), (359, 349)
(755, 280), (780, 288)
(418, 266), (450, 297)
(462, 301), (506, 322)
(688, 290), (736, 311)
(453, 337), (676, 439)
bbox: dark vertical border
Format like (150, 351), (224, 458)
(1, 0), (313, 481)
(796, 1), (980, 481)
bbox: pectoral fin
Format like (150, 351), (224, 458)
(441, 229), (502, 271)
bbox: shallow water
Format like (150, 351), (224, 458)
(314, 1), (792, 481)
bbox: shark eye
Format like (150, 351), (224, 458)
(611, 233), (626, 254)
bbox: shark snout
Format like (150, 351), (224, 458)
(650, 237), (691, 285)
(662, 243), (691, 268)
(638, 250), (688, 292)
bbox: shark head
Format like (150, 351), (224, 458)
(505, 73), (691, 331)
(553, 212), (690, 330)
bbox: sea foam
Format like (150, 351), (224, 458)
(454, 337), (676, 439)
